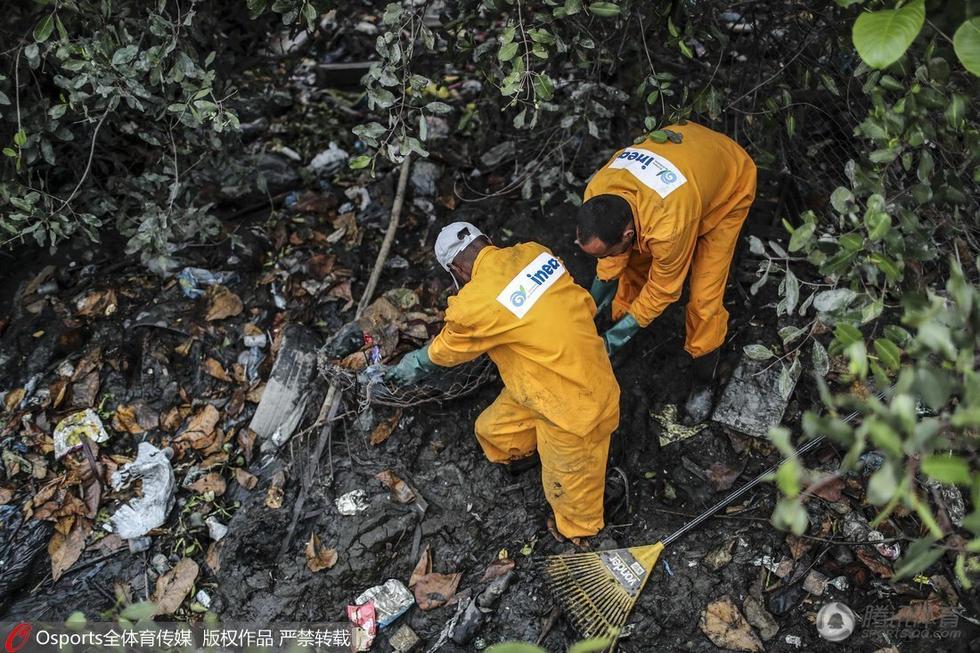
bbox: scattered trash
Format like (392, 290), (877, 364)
(753, 555), (794, 578)
(376, 470), (416, 504)
(110, 443), (176, 539)
(868, 531), (901, 559)
(176, 267), (240, 299)
(308, 142), (349, 175)
(355, 579), (415, 628)
(206, 516), (228, 542)
(336, 489), (370, 515)
(829, 576), (849, 591)
(195, 589), (212, 609)
(347, 602), (377, 651)
(243, 324), (268, 348)
(250, 325), (320, 446)
(414, 571), (462, 611)
(345, 186), (371, 211)
(652, 404), (708, 447)
(712, 355), (801, 438)
(785, 634), (802, 648)
(53, 409), (110, 460)
(699, 595), (764, 653)
(451, 570), (517, 645)
(389, 624), (420, 652)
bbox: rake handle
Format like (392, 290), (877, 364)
(660, 403), (870, 547)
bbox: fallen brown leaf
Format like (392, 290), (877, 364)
(891, 597), (944, 624)
(234, 468), (258, 490)
(706, 463), (741, 491)
(177, 404), (221, 450)
(810, 475), (845, 502)
(70, 371), (101, 408)
(328, 279), (354, 311)
(699, 595), (764, 653)
(246, 383), (265, 404)
(187, 473), (226, 496)
(238, 428), (257, 464)
(856, 547), (893, 578)
(266, 470), (285, 509)
(204, 358), (232, 382)
(480, 557), (516, 582)
(3, 388), (25, 413)
(49, 518), (92, 582)
(76, 288), (117, 318)
(153, 558), (199, 615)
(376, 470), (416, 504)
(205, 285), (243, 321)
(307, 253), (336, 280)
(786, 534), (811, 560)
(414, 572), (461, 611)
(113, 405), (144, 434)
(0, 486), (14, 505)
(305, 533), (339, 572)
(49, 377), (69, 409)
(370, 409), (402, 446)
(161, 405), (191, 431)
(409, 544), (431, 588)
(205, 541), (223, 574)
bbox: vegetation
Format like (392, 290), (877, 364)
(2, 0), (978, 583)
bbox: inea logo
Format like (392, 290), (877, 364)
(511, 257), (562, 306)
(616, 150), (658, 170)
(657, 169), (678, 184)
(510, 286), (527, 306)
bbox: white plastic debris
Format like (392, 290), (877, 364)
(206, 516), (228, 542)
(355, 579), (415, 627)
(336, 489), (370, 515)
(868, 530), (901, 559)
(785, 634), (802, 648)
(753, 555), (793, 578)
(110, 443), (176, 539)
(53, 409), (110, 459)
(345, 186), (371, 211)
(196, 589), (212, 609)
(308, 142), (349, 175)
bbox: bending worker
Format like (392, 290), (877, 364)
(386, 222), (620, 540)
(576, 121), (757, 423)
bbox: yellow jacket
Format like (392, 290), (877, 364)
(584, 122), (756, 326)
(428, 242), (620, 435)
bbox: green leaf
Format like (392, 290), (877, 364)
(498, 42), (519, 62)
(564, 0), (583, 16)
(812, 340), (830, 377)
(425, 101), (452, 115)
(852, 0), (925, 69)
(743, 344), (774, 361)
(813, 288), (857, 313)
(953, 17), (980, 76)
(486, 644), (548, 653)
(921, 454), (972, 486)
(568, 638), (617, 653)
(868, 420), (903, 458)
(873, 338), (902, 370)
(867, 461), (898, 504)
(112, 45), (139, 66)
(588, 2), (621, 17)
(779, 326), (805, 345)
(830, 186), (853, 213)
(788, 222), (815, 252)
(772, 497), (809, 535)
(349, 155), (372, 170)
(14, 129), (26, 147)
(648, 130), (668, 143)
(532, 74), (555, 101)
(893, 536), (943, 580)
(677, 40), (693, 58)
(34, 14), (54, 43)
(2, 147), (16, 158)
(119, 601), (157, 621)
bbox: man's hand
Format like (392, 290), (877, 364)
(385, 345), (438, 385)
(589, 277), (618, 318)
(602, 314), (640, 356)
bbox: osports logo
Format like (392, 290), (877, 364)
(496, 252), (566, 318)
(5, 623), (32, 653)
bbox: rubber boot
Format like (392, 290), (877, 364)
(505, 451), (540, 476)
(683, 348), (720, 425)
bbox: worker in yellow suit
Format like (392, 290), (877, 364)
(385, 222), (621, 540)
(577, 122), (757, 423)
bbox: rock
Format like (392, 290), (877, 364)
(712, 354), (802, 437)
(742, 595), (779, 641)
(249, 325), (320, 448)
(699, 595), (764, 652)
(768, 582), (805, 615)
(702, 540), (735, 571)
(802, 570), (829, 596)
(410, 160), (441, 198)
(425, 116), (450, 141)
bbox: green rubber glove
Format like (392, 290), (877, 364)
(386, 345), (439, 385)
(602, 314), (641, 356)
(589, 277), (618, 316)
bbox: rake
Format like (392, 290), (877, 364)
(544, 407), (866, 641)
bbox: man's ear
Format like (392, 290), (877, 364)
(622, 223), (636, 242)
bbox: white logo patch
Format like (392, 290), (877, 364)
(496, 252), (566, 319)
(608, 147), (687, 198)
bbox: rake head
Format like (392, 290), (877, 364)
(543, 542), (665, 640)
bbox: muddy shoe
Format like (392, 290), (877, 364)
(683, 349), (720, 425)
(505, 451), (540, 476)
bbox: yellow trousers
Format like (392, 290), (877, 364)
(611, 200), (753, 358)
(474, 388), (616, 538)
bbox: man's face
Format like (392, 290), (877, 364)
(576, 228), (635, 258)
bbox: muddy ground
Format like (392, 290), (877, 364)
(2, 182), (975, 652)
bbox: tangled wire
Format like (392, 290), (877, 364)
(317, 346), (496, 413)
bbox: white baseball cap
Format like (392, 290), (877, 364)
(434, 221), (485, 271)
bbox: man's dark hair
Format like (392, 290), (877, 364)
(577, 194), (633, 245)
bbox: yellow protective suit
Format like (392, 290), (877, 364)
(428, 242), (620, 538)
(584, 122), (757, 358)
